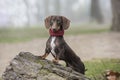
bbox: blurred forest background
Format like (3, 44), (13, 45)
(0, 0), (112, 27)
(0, 0), (120, 79)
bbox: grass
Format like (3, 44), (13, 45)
(66, 26), (109, 35)
(0, 27), (48, 43)
(0, 77), (3, 80)
(84, 59), (120, 79)
(0, 24), (109, 43)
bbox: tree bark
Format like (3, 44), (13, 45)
(90, 0), (103, 23)
(2, 52), (90, 80)
(111, 0), (120, 31)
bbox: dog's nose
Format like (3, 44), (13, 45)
(53, 29), (56, 32)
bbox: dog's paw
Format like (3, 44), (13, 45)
(52, 59), (59, 64)
(39, 56), (46, 59)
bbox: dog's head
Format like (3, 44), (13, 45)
(44, 15), (70, 32)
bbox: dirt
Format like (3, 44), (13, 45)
(0, 32), (120, 76)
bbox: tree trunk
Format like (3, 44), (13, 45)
(44, 0), (49, 16)
(54, 0), (60, 14)
(23, 0), (31, 27)
(90, 0), (103, 23)
(64, 0), (75, 17)
(35, 0), (41, 25)
(2, 52), (90, 80)
(111, 0), (120, 31)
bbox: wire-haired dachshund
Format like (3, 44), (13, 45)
(41, 15), (85, 74)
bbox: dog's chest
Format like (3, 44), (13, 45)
(50, 37), (56, 56)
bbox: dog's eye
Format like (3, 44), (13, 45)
(57, 20), (61, 24)
(50, 20), (54, 25)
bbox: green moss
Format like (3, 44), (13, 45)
(35, 60), (46, 66)
(39, 69), (50, 75)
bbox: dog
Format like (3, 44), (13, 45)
(40, 15), (85, 74)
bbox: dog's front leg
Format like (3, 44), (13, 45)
(41, 53), (49, 59)
(52, 46), (65, 64)
(40, 48), (50, 59)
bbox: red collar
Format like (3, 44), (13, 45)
(49, 29), (64, 36)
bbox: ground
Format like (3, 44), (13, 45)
(0, 32), (120, 76)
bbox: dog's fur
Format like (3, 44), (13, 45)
(41, 15), (85, 74)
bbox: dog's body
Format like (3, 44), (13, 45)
(41, 15), (85, 74)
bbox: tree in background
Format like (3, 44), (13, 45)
(44, 0), (49, 16)
(54, 0), (60, 14)
(65, 0), (77, 20)
(35, 0), (41, 24)
(90, 0), (103, 23)
(0, 0), (112, 27)
(23, 0), (31, 26)
(111, 0), (120, 31)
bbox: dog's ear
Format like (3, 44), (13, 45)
(44, 16), (52, 29)
(62, 16), (70, 30)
